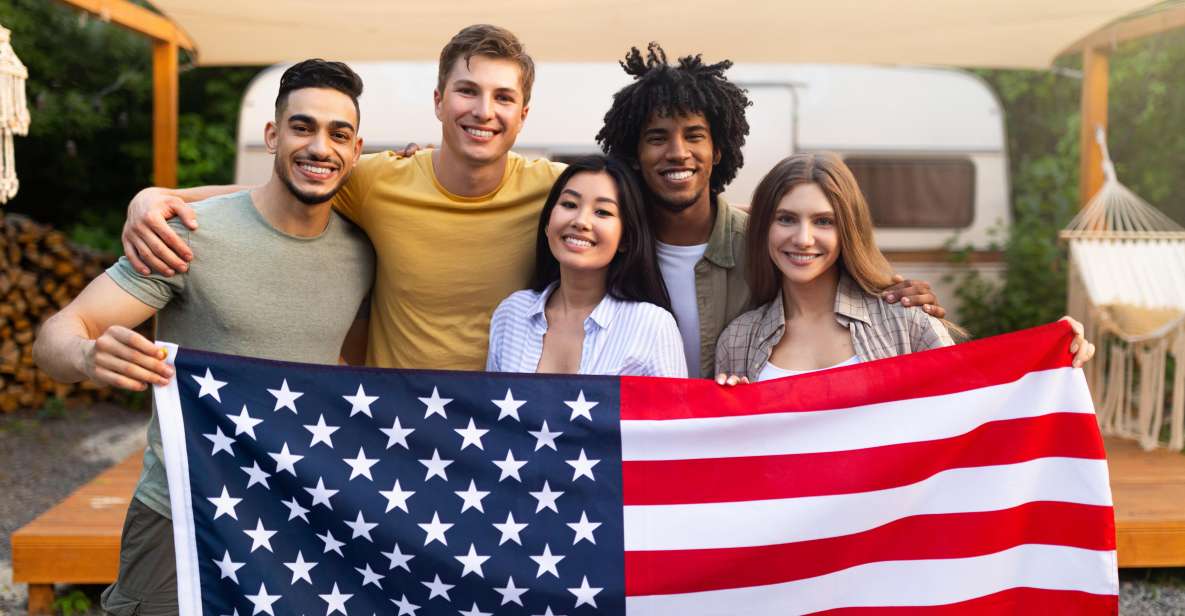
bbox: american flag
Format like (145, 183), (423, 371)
(154, 321), (1118, 615)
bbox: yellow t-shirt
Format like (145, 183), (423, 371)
(333, 150), (564, 370)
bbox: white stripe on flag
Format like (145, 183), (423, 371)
(621, 367), (1093, 461)
(624, 544), (1119, 615)
(623, 457), (1111, 550)
(152, 343), (201, 616)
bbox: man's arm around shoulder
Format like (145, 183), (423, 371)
(122, 184), (247, 277)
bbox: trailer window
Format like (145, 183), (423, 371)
(844, 157), (975, 228)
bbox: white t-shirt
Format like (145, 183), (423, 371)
(656, 241), (709, 377)
(757, 355), (862, 382)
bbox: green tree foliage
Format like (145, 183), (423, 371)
(0, 0), (259, 251)
(952, 31), (1185, 337)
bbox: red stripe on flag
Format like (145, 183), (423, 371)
(624, 501), (1116, 596)
(622, 413), (1104, 505)
(620, 321), (1075, 420)
(805, 587), (1118, 615)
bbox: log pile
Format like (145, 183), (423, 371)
(0, 212), (115, 412)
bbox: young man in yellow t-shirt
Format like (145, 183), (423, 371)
(122, 25), (563, 371)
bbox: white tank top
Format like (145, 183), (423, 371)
(757, 355), (861, 382)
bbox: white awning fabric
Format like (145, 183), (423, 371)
(149, 0), (1156, 68)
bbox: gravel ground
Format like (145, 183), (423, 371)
(1, 403), (1183, 615)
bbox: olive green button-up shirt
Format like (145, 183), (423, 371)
(690, 197), (752, 378)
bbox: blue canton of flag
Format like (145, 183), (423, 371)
(156, 344), (625, 616)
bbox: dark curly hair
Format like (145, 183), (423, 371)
(596, 43), (751, 196)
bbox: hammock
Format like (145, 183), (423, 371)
(1063, 128), (1185, 451)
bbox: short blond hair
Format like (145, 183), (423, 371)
(437, 24), (536, 104)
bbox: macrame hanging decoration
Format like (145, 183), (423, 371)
(0, 24), (29, 205)
(1063, 127), (1185, 452)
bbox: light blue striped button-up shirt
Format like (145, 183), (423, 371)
(486, 283), (688, 378)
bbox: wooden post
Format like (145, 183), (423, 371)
(152, 39), (179, 188)
(1079, 46), (1109, 207)
(26, 583), (53, 615)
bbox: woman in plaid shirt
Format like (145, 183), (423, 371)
(714, 153), (1093, 384)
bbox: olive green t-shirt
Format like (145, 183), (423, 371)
(105, 191), (374, 518)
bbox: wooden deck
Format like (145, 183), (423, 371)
(1107, 437), (1185, 567)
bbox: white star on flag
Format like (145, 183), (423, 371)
(530, 480), (564, 513)
(491, 388), (526, 421)
(565, 448), (600, 481)
(530, 543), (564, 578)
(458, 602), (491, 616)
(192, 368), (226, 401)
(207, 486), (241, 520)
(239, 461), (271, 490)
(492, 449), (527, 482)
(355, 562), (384, 588)
(568, 576), (602, 608)
(267, 378), (302, 413)
(494, 576), (529, 606)
(532, 608), (565, 616)
(267, 443), (303, 475)
(382, 542), (414, 572)
(421, 574), (454, 601)
(212, 549), (244, 583)
(318, 583), (352, 616)
(243, 518), (276, 553)
(418, 448), (453, 482)
(493, 511), (529, 545)
(528, 420), (562, 451)
(455, 480), (490, 513)
(564, 390), (598, 422)
(282, 496), (309, 522)
(418, 511), (453, 546)
(343, 446), (379, 481)
(379, 479), (415, 513)
(381, 416), (414, 449)
(244, 582), (280, 616)
(454, 418), (489, 450)
(203, 426), (234, 457)
(455, 543), (491, 578)
(391, 594), (419, 616)
(567, 511), (601, 545)
(303, 414), (339, 448)
(304, 477), (338, 510)
(342, 384), (378, 417)
(419, 386), (452, 419)
(227, 405), (262, 439)
(317, 529), (345, 556)
(345, 510), (377, 542)
(283, 550), (317, 584)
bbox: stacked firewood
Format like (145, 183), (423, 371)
(0, 212), (115, 412)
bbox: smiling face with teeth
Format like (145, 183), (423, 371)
(636, 111), (721, 215)
(434, 55), (529, 169)
(767, 182), (841, 289)
(544, 171), (624, 277)
(267, 87), (363, 205)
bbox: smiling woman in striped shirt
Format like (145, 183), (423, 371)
(486, 155), (686, 377)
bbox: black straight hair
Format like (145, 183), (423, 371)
(530, 155), (672, 312)
(275, 59), (365, 124)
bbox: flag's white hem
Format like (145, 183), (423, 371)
(153, 342), (201, 616)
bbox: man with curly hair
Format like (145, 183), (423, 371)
(597, 44), (943, 377)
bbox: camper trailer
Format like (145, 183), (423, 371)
(236, 62), (1009, 315)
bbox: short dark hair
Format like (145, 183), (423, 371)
(438, 24), (536, 104)
(530, 155), (671, 311)
(275, 59), (364, 123)
(596, 43), (752, 196)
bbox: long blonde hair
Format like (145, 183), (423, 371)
(746, 152), (894, 307)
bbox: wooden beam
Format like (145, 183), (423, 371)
(1063, 3), (1185, 57)
(153, 39), (179, 188)
(54, 0), (194, 49)
(1079, 46), (1108, 207)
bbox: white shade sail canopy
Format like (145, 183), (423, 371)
(149, 0), (1155, 67)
